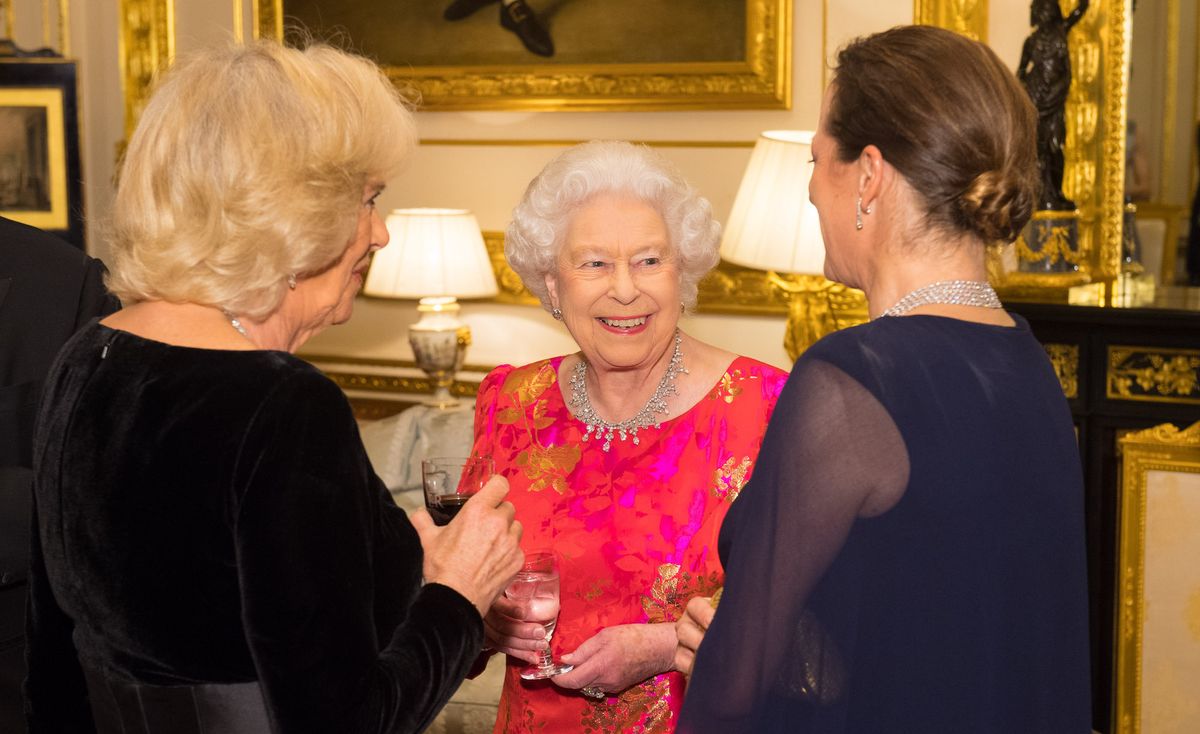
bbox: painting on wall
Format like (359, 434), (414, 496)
(0, 59), (83, 249)
(256, 0), (790, 111)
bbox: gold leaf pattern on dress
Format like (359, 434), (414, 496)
(516, 444), (582, 494)
(712, 455), (752, 501)
(531, 400), (554, 430)
(503, 361), (557, 405)
(500, 361), (581, 494)
(641, 563), (722, 624)
(708, 369), (761, 404)
(481, 357), (788, 731)
(578, 577), (611, 602)
(580, 675), (673, 734)
(495, 407), (521, 425)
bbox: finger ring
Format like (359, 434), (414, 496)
(581, 686), (606, 700)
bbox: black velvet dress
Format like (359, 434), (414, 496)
(678, 315), (1092, 733)
(24, 321), (483, 733)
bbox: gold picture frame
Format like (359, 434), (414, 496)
(913, 0), (989, 42)
(1114, 422), (1200, 734)
(253, 0), (791, 111)
(0, 58), (84, 248)
(117, 0), (175, 142)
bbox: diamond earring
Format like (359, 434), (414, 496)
(551, 307), (562, 320)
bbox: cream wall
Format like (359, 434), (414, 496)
(14, 1), (1033, 371)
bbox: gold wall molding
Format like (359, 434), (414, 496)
(324, 371), (479, 399)
(1108, 346), (1200, 404)
(1045, 342), (1080, 398)
(914, 0), (989, 42)
(420, 139), (756, 149)
(118, 0), (174, 141)
(482, 231), (791, 316)
(483, 231), (539, 308)
(1158, 0), (1180, 202)
(1, 1), (13, 38)
(0, 1), (73, 55)
(255, 0), (790, 111)
(1094, 0), (1129, 282)
(302, 353), (493, 376)
(302, 356), (487, 420)
(1115, 421), (1200, 734)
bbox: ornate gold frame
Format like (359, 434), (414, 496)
(253, 0), (791, 111)
(117, 0), (174, 142)
(914, 0), (989, 42)
(1107, 345), (1200, 405)
(988, 0), (1129, 297)
(1114, 421), (1200, 734)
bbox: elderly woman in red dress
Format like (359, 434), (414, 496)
(468, 141), (788, 732)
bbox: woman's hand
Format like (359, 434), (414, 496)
(550, 623), (676, 695)
(482, 593), (551, 665)
(411, 475), (523, 616)
(673, 596), (716, 677)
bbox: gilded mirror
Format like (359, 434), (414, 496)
(953, 0), (1131, 298)
(1127, 0), (1197, 284)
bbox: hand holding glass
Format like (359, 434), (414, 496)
(505, 551), (573, 680)
(421, 456), (494, 526)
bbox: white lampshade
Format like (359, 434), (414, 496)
(720, 130), (825, 275)
(364, 208), (499, 299)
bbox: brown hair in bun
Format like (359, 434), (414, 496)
(828, 25), (1038, 244)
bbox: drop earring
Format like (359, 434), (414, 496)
(855, 197), (864, 231)
(287, 273), (297, 289)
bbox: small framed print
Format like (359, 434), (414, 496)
(0, 58), (83, 249)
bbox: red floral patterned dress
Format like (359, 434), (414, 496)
(470, 354), (787, 733)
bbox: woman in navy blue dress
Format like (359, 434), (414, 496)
(674, 26), (1091, 733)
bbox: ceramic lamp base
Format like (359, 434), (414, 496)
(410, 297), (470, 409)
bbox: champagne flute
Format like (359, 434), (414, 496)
(506, 551), (573, 680)
(421, 456), (493, 526)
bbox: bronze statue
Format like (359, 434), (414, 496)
(1017, 0), (1090, 211)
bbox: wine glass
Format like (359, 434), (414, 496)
(421, 456), (493, 527)
(505, 551), (573, 680)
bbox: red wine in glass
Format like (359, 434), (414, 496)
(421, 456), (494, 527)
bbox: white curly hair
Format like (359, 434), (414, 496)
(505, 140), (721, 313)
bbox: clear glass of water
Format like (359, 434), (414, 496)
(506, 550), (574, 680)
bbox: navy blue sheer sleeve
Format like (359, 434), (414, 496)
(678, 316), (1091, 733)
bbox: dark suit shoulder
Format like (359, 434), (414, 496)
(0, 215), (91, 274)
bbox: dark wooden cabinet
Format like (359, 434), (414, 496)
(1007, 289), (1200, 734)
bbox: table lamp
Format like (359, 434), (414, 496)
(363, 208), (499, 407)
(720, 130), (868, 361)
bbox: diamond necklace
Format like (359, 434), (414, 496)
(222, 309), (249, 338)
(880, 279), (1002, 318)
(568, 329), (687, 452)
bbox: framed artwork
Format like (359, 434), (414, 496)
(0, 59), (83, 249)
(254, 0), (790, 111)
(1115, 422), (1200, 734)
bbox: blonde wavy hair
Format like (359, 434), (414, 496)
(106, 40), (416, 319)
